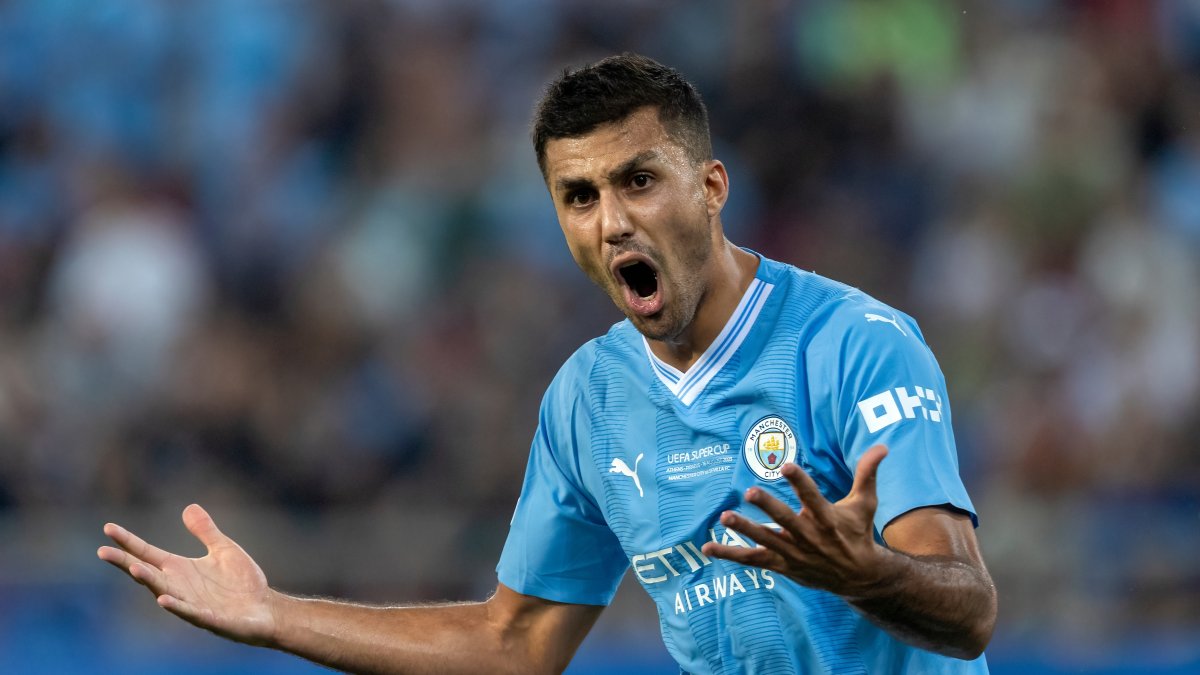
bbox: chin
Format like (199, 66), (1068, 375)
(629, 311), (684, 342)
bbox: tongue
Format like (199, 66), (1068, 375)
(625, 284), (663, 316)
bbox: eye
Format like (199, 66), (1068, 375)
(567, 190), (595, 207)
(629, 173), (653, 189)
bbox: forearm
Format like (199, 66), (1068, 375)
(267, 592), (546, 675)
(98, 511), (593, 672)
(848, 547), (997, 660)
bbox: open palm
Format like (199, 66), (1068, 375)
(97, 504), (278, 645)
(703, 445), (890, 597)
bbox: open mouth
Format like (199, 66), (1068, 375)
(619, 261), (658, 300)
(613, 257), (664, 317)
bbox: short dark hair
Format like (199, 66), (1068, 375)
(532, 53), (712, 177)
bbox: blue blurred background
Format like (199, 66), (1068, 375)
(1, 0), (1198, 672)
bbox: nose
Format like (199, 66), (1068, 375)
(598, 193), (634, 244)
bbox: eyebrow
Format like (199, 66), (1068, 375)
(553, 150), (660, 195)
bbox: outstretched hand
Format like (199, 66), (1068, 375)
(702, 445), (891, 598)
(97, 504), (279, 645)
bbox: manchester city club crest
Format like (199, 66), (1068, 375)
(742, 415), (797, 481)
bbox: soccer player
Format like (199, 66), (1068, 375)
(98, 54), (996, 674)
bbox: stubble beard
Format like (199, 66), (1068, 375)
(615, 213), (715, 343)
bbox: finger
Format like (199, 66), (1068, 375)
(98, 546), (170, 595)
(127, 559), (170, 595)
(848, 445), (889, 504)
(759, 522), (798, 545)
(701, 541), (785, 571)
(743, 485), (805, 532)
(719, 511), (804, 554)
(182, 504), (227, 552)
(158, 594), (212, 629)
(780, 463), (834, 522)
(103, 522), (171, 568)
(97, 545), (153, 578)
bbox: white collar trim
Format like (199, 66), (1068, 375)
(643, 277), (773, 406)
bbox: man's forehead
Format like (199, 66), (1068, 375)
(543, 108), (687, 186)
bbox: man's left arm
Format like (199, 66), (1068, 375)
(852, 495), (996, 659)
(701, 444), (997, 660)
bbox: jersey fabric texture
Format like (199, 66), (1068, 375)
(497, 254), (988, 674)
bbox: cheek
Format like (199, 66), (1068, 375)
(666, 203), (710, 245)
(561, 231), (605, 278)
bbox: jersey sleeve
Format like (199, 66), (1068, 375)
(496, 370), (629, 606)
(811, 297), (977, 534)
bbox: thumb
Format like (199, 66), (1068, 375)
(849, 445), (888, 503)
(182, 504), (228, 552)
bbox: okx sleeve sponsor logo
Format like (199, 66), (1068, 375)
(856, 386), (943, 433)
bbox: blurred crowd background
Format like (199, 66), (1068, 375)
(1, 0), (1198, 672)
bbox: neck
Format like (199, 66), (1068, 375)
(649, 242), (759, 372)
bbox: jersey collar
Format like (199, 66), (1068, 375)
(642, 276), (774, 406)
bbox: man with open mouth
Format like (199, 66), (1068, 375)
(100, 54), (996, 674)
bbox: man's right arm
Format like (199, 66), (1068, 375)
(98, 504), (602, 675)
(265, 584), (601, 675)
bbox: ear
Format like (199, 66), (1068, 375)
(702, 160), (729, 218)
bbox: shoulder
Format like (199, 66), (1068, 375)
(752, 256), (871, 333)
(803, 280), (928, 356)
(792, 279), (952, 419)
(542, 320), (641, 409)
(742, 254), (930, 354)
(556, 320), (640, 381)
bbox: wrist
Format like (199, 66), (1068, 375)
(845, 544), (907, 601)
(261, 588), (296, 649)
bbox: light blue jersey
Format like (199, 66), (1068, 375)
(498, 255), (988, 674)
